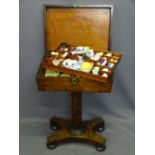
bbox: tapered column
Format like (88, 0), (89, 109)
(71, 92), (82, 129)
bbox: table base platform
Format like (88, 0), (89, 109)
(47, 116), (106, 152)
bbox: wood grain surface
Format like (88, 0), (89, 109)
(45, 7), (111, 51)
(37, 67), (113, 92)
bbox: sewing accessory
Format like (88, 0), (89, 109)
(51, 51), (59, 56)
(62, 59), (80, 70)
(98, 57), (107, 66)
(71, 50), (77, 55)
(64, 47), (69, 52)
(62, 52), (68, 58)
(75, 46), (85, 54)
(92, 66), (100, 75)
(114, 59), (118, 63)
(45, 69), (60, 77)
(80, 61), (94, 73)
(102, 73), (108, 78)
(91, 52), (103, 61)
(83, 46), (90, 52)
(105, 63), (114, 68)
(102, 68), (109, 72)
(77, 56), (84, 64)
(52, 59), (62, 66)
(105, 53), (112, 57)
(110, 58), (114, 62)
(85, 49), (94, 58)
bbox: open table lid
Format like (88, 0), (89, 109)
(42, 5), (121, 83)
(44, 5), (113, 51)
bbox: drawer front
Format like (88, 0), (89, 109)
(36, 67), (113, 92)
(37, 76), (113, 93)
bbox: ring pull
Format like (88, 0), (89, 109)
(71, 76), (79, 85)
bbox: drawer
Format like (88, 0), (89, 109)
(36, 67), (113, 93)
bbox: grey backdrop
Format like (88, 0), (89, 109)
(19, 0), (135, 155)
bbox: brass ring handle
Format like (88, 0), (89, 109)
(71, 76), (79, 85)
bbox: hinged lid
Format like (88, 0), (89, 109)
(44, 5), (112, 51)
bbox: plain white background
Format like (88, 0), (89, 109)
(0, 0), (155, 155)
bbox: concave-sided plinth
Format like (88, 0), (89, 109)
(47, 93), (106, 152)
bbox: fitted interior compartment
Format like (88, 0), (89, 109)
(42, 43), (121, 82)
